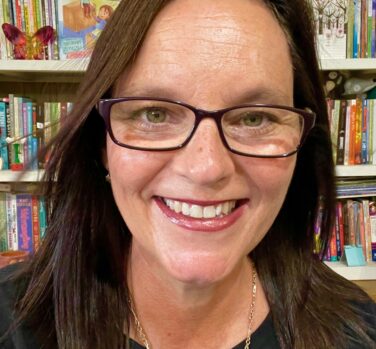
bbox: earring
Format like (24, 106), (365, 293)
(105, 173), (111, 182)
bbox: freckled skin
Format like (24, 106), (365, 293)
(104, 0), (296, 346)
(105, 0), (294, 300)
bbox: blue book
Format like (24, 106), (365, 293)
(354, 0), (360, 58)
(0, 102), (9, 170)
(16, 194), (33, 253)
(26, 101), (33, 170)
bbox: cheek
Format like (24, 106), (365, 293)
(106, 137), (171, 200)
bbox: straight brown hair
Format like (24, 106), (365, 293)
(2, 0), (375, 348)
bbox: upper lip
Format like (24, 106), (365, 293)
(158, 196), (247, 206)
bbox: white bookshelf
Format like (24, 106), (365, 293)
(335, 165), (376, 177)
(0, 59), (88, 82)
(326, 261), (376, 281)
(0, 170), (44, 182)
(320, 58), (376, 71)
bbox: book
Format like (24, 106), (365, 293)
(312, 0), (348, 59)
(0, 192), (7, 252)
(16, 193), (33, 252)
(57, 0), (120, 59)
(0, 101), (9, 170)
(370, 201), (376, 261)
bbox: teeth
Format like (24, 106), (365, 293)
(162, 198), (237, 218)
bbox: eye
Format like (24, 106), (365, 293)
(143, 108), (167, 123)
(242, 113), (264, 127)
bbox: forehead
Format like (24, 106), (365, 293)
(115, 0), (293, 106)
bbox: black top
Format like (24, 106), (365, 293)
(0, 264), (375, 349)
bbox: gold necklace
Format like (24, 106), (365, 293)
(127, 261), (257, 349)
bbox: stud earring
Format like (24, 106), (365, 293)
(105, 173), (111, 182)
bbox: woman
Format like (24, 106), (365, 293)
(1, 0), (375, 348)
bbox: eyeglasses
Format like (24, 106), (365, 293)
(97, 97), (316, 158)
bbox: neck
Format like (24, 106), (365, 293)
(127, 245), (269, 349)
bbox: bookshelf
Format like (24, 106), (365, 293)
(325, 261), (376, 281)
(320, 58), (376, 71)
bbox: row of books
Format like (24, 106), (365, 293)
(0, 95), (73, 171)
(313, 0), (376, 59)
(337, 178), (376, 197)
(0, 192), (46, 253)
(322, 198), (376, 262)
(327, 98), (376, 165)
(0, 0), (120, 60)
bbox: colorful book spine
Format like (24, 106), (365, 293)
(0, 101), (9, 170)
(39, 196), (47, 239)
(31, 195), (40, 251)
(16, 193), (33, 252)
(0, 192), (7, 252)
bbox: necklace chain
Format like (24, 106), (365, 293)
(128, 261), (257, 349)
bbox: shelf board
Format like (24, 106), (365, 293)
(335, 165), (376, 177)
(0, 59), (88, 82)
(320, 58), (376, 71)
(325, 261), (376, 280)
(0, 170), (44, 182)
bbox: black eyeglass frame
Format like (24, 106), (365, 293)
(97, 97), (316, 158)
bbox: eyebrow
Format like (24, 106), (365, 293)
(114, 85), (291, 106)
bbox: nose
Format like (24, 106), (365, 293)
(171, 118), (235, 186)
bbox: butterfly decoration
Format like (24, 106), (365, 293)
(2, 23), (55, 60)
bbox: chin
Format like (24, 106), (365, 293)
(163, 252), (235, 287)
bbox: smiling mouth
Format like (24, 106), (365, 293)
(161, 197), (244, 219)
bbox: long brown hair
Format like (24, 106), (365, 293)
(3, 0), (375, 348)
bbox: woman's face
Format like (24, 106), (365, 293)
(105, 0), (295, 286)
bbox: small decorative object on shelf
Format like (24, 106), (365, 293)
(2, 23), (55, 60)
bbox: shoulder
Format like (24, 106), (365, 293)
(0, 264), (40, 349)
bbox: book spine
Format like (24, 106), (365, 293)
(36, 103), (45, 169)
(22, 101), (28, 169)
(39, 196), (47, 239)
(361, 0), (367, 57)
(330, 225), (338, 261)
(361, 98), (368, 164)
(16, 194), (33, 253)
(358, 201), (367, 259)
(354, 98), (362, 164)
(5, 193), (14, 251)
(31, 195), (40, 251)
(354, 0), (361, 58)
(369, 201), (376, 261)
(337, 201), (345, 258)
(10, 194), (18, 250)
(0, 102), (9, 170)
(347, 0), (355, 57)
(367, 0), (372, 57)
(336, 99), (347, 165)
(0, 192), (7, 251)
(26, 101), (33, 169)
(362, 199), (372, 261)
